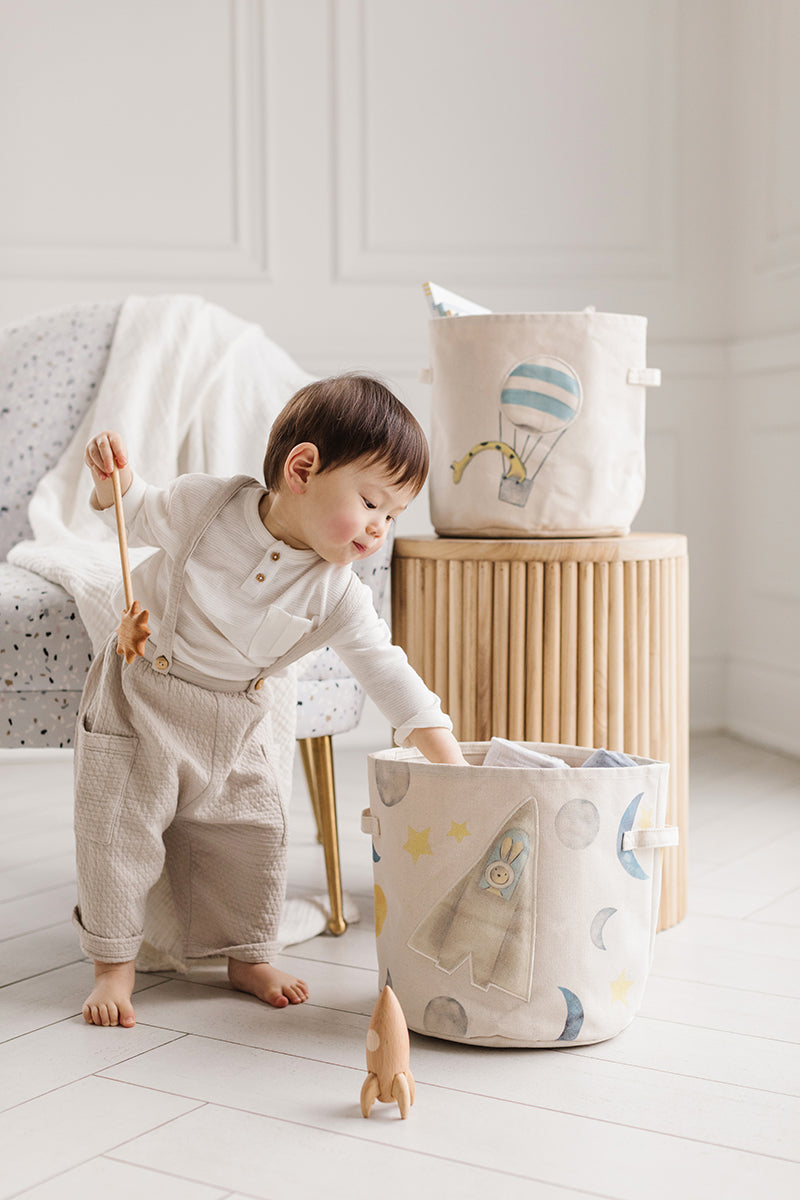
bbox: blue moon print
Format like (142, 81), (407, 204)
(590, 906), (618, 950)
(617, 792), (649, 880)
(424, 996), (469, 1039)
(556, 986), (585, 1041)
(555, 798), (600, 849)
(372, 841), (381, 862)
(375, 759), (411, 807)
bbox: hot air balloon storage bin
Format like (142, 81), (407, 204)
(428, 312), (661, 537)
(363, 743), (676, 1047)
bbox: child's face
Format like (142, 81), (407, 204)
(300, 457), (417, 565)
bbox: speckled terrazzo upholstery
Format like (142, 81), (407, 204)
(1, 301), (393, 748)
(295, 544), (392, 738)
(1, 302), (120, 746)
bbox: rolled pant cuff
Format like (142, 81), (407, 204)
(72, 906), (142, 964)
(211, 940), (283, 963)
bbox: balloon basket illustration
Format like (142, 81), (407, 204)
(450, 355), (584, 513)
(426, 310), (661, 537)
(498, 473), (536, 507)
(363, 741), (677, 1048)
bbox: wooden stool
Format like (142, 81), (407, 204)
(391, 533), (689, 930)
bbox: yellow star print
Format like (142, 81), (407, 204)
(447, 820), (471, 844)
(610, 969), (634, 1006)
(403, 826), (433, 865)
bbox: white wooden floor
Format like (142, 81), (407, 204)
(1, 733), (799, 1200)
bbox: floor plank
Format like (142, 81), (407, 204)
(1, 735), (798, 1200)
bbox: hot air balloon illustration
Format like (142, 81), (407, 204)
(451, 354), (583, 508)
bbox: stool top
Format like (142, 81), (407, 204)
(394, 532), (687, 563)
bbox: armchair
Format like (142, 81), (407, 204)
(0, 300), (391, 934)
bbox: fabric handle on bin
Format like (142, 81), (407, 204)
(621, 826), (679, 850)
(627, 367), (661, 387)
(362, 809), (380, 837)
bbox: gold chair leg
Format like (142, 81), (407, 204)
(297, 735), (347, 936)
(298, 738), (323, 843)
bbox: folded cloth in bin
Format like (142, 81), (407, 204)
(483, 738), (637, 770)
(482, 737), (569, 769)
(582, 748), (638, 768)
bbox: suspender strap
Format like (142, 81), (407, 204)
(150, 474), (368, 687)
(152, 475), (255, 673)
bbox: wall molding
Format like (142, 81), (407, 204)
(0, 0), (271, 282)
(758, 0), (800, 279)
(728, 327), (800, 375)
(332, 0), (678, 284)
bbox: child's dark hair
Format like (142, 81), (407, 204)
(263, 374), (429, 493)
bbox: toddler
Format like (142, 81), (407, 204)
(76, 374), (464, 1027)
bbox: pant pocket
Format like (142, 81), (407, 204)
(74, 715), (139, 845)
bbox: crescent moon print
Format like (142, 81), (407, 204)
(375, 759), (411, 807)
(589, 906), (618, 950)
(556, 986), (585, 1041)
(617, 792), (649, 880)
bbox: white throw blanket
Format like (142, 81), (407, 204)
(8, 293), (313, 650)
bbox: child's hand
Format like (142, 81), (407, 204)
(84, 431), (129, 484)
(84, 431), (132, 510)
(406, 727), (468, 765)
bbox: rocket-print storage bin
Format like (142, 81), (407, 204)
(427, 311), (661, 537)
(362, 742), (676, 1047)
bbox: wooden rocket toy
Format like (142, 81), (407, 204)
(360, 985), (415, 1119)
(111, 463), (150, 663)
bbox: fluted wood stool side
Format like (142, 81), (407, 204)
(392, 534), (689, 931)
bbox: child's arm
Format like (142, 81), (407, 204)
(84, 430), (133, 510)
(405, 726), (468, 765)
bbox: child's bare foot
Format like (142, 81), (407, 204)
(227, 958), (309, 1008)
(83, 960), (136, 1027)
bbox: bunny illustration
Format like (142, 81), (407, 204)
(480, 832), (529, 898)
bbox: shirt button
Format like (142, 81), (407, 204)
(155, 656), (169, 671)
(254, 678), (265, 691)
(271, 551), (280, 562)
(255, 573), (265, 582)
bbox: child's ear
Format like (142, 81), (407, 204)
(284, 442), (320, 494)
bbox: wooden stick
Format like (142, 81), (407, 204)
(559, 561), (578, 744)
(542, 563), (561, 743)
(507, 561), (527, 741)
(111, 464), (134, 611)
(447, 561), (463, 739)
(525, 562), (543, 741)
(492, 561), (510, 737)
(577, 562), (594, 748)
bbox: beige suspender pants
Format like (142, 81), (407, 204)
(73, 636), (290, 964)
(73, 477), (300, 967)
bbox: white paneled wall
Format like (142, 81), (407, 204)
(0, 0), (797, 753)
(726, 0), (800, 755)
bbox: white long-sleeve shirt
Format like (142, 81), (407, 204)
(100, 472), (450, 746)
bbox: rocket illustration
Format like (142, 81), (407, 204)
(360, 985), (416, 1119)
(408, 797), (539, 1001)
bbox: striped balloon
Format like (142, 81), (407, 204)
(500, 355), (582, 436)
